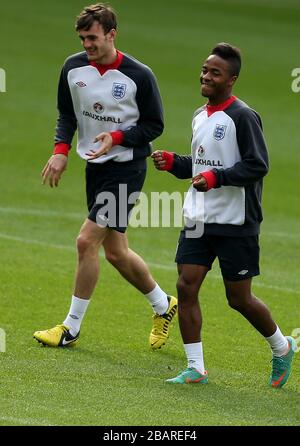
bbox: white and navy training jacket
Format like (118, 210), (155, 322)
(55, 50), (164, 163)
(170, 97), (269, 236)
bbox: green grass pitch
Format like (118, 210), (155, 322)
(0, 0), (299, 426)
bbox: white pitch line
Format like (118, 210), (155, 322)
(0, 416), (51, 426)
(251, 281), (300, 295)
(0, 232), (299, 295)
(148, 260), (300, 294)
(0, 206), (299, 239)
(263, 231), (300, 239)
(0, 206), (84, 220)
(0, 233), (75, 252)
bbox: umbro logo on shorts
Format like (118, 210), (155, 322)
(238, 270), (249, 275)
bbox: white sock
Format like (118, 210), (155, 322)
(265, 326), (289, 357)
(63, 295), (90, 337)
(144, 283), (169, 315)
(184, 342), (205, 374)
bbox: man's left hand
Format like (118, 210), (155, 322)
(192, 173), (208, 192)
(85, 132), (113, 159)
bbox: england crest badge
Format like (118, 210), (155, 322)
(112, 82), (127, 99)
(213, 124), (227, 141)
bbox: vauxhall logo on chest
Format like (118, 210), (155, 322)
(194, 145), (223, 167)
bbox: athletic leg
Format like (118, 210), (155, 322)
(176, 264), (209, 343)
(223, 278), (295, 387)
(223, 277), (277, 337)
(103, 230), (177, 349)
(74, 218), (109, 298)
(103, 230), (156, 294)
(166, 264), (210, 384)
(33, 219), (109, 345)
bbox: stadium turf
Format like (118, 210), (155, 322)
(0, 0), (299, 426)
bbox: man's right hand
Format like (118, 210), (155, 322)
(42, 154), (68, 187)
(151, 150), (174, 171)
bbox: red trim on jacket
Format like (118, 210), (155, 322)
(53, 142), (71, 156)
(162, 151), (174, 171)
(200, 170), (217, 190)
(206, 95), (237, 117)
(90, 50), (124, 75)
(110, 130), (124, 146)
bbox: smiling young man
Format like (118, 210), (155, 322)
(152, 43), (296, 387)
(33, 3), (177, 350)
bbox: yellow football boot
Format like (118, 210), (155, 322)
(33, 324), (79, 347)
(149, 296), (177, 350)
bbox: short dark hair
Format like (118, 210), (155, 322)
(75, 3), (117, 33)
(211, 43), (241, 77)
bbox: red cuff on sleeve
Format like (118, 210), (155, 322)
(110, 131), (124, 146)
(200, 170), (218, 190)
(162, 151), (174, 171)
(53, 143), (71, 156)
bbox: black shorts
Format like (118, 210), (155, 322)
(175, 231), (260, 281)
(86, 159), (147, 233)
